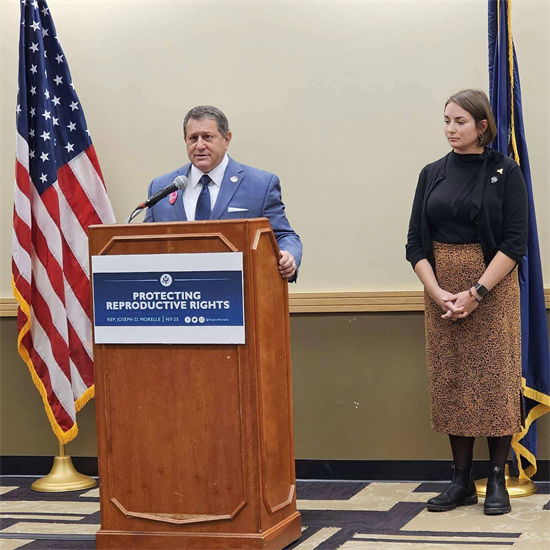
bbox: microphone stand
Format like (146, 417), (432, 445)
(125, 206), (145, 224)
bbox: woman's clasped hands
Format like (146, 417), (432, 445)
(430, 287), (479, 321)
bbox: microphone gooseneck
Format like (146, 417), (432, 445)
(125, 176), (189, 223)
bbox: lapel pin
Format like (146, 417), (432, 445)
(491, 176), (498, 184)
(230, 176), (238, 183)
(169, 191), (178, 205)
(497, 168), (503, 174)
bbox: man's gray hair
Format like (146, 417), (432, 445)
(183, 106), (230, 137)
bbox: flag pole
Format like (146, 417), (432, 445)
(31, 440), (96, 492)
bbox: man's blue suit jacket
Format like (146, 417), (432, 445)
(144, 157), (302, 272)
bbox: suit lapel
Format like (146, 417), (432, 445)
(173, 164), (191, 221)
(210, 157), (244, 220)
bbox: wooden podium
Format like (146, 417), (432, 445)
(89, 218), (301, 550)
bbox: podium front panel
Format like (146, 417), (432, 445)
(89, 219), (300, 549)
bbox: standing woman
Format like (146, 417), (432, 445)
(406, 89), (528, 515)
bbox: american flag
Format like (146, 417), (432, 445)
(12, 0), (115, 444)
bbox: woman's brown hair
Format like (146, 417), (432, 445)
(445, 89), (497, 147)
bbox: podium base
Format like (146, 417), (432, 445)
(96, 511), (301, 550)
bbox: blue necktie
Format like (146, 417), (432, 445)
(195, 175), (212, 220)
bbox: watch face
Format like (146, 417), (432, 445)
(475, 283), (489, 297)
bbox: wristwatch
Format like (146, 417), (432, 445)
(474, 283), (489, 298)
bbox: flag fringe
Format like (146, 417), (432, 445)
(511, 378), (550, 479)
(507, 0), (520, 164)
(12, 276), (88, 445)
(523, 382), (550, 408)
(75, 384), (95, 413)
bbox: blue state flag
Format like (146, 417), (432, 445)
(488, 0), (550, 479)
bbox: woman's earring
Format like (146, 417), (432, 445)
(478, 133), (483, 144)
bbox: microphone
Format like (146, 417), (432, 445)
(138, 175), (189, 210)
(125, 176), (189, 223)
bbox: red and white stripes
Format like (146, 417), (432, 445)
(12, 132), (115, 443)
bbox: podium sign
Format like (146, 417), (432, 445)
(92, 252), (245, 344)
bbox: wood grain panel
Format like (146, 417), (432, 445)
(97, 232), (238, 256)
(91, 223), (251, 535)
(96, 512), (302, 549)
(252, 229), (296, 518)
(91, 219), (301, 548)
(102, 345), (247, 529)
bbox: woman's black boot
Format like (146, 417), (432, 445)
(427, 464), (478, 512)
(484, 466), (511, 515)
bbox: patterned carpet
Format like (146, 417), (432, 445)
(0, 477), (549, 549)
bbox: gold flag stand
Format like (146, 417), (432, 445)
(31, 441), (97, 492)
(475, 464), (537, 498)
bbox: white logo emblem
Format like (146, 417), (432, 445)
(160, 273), (172, 287)
(491, 176), (498, 184)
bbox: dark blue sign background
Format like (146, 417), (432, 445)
(93, 270), (244, 327)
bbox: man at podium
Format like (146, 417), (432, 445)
(144, 105), (302, 281)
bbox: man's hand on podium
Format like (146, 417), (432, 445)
(279, 250), (297, 280)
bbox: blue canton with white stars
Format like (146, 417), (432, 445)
(17, 0), (92, 195)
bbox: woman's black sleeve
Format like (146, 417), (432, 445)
(499, 165), (528, 262)
(406, 169), (428, 269)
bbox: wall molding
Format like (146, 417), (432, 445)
(290, 289), (550, 313)
(1, 289), (549, 317)
(0, 298), (17, 317)
(289, 291), (425, 313)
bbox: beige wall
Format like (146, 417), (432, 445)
(1, 0), (548, 296)
(0, 1), (548, 462)
(2, 313), (549, 461)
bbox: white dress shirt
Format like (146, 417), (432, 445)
(183, 154), (229, 221)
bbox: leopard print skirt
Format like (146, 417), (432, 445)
(425, 242), (523, 437)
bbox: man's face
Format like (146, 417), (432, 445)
(184, 118), (232, 173)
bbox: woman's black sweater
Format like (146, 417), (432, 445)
(406, 148), (528, 271)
